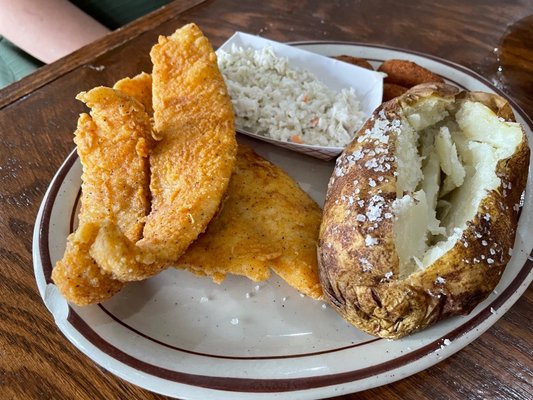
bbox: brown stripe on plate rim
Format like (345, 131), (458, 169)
(44, 153), (533, 390)
(39, 148), (78, 284)
(65, 254), (532, 393)
(96, 303), (380, 360)
(64, 158), (382, 359)
(40, 140), (381, 360)
(70, 188), (82, 233)
(37, 43), (533, 392)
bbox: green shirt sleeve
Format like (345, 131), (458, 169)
(0, 0), (170, 89)
(0, 37), (43, 89)
(71, 0), (171, 29)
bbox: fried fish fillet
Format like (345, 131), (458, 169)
(176, 145), (324, 300)
(75, 87), (153, 238)
(54, 24), (320, 303)
(143, 23), (237, 256)
(109, 69), (322, 298)
(91, 23), (237, 280)
(113, 72), (153, 115)
(52, 223), (121, 305)
(52, 87), (154, 305)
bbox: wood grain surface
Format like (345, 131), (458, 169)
(0, 0), (532, 399)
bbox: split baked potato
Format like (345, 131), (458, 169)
(318, 83), (529, 339)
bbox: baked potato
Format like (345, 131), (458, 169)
(318, 83), (529, 339)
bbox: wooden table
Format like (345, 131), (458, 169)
(1, 0), (532, 398)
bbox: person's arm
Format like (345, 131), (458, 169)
(0, 0), (109, 64)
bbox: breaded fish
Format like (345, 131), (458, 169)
(106, 69), (322, 298)
(52, 87), (154, 304)
(143, 23), (237, 257)
(52, 223), (123, 306)
(91, 23), (237, 280)
(176, 145), (324, 300)
(75, 87), (153, 238)
(113, 72), (153, 115)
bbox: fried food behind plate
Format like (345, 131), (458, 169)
(176, 145), (324, 300)
(52, 87), (154, 305)
(91, 23), (237, 280)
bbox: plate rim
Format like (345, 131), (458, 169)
(33, 40), (533, 398)
(291, 40), (533, 127)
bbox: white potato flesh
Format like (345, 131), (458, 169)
(420, 151), (445, 236)
(395, 119), (423, 196)
(456, 101), (523, 159)
(435, 126), (465, 195)
(393, 97), (523, 278)
(393, 191), (429, 278)
(403, 97), (451, 131)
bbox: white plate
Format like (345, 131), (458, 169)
(33, 42), (533, 400)
(217, 33), (383, 160)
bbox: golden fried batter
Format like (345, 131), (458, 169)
(143, 23), (237, 256)
(378, 59), (444, 88)
(334, 55), (374, 71)
(104, 68), (321, 297)
(176, 145), (324, 300)
(382, 82), (409, 102)
(91, 23), (237, 280)
(52, 224), (123, 306)
(75, 88), (153, 238)
(52, 87), (154, 304)
(54, 24), (321, 303)
(113, 72), (153, 115)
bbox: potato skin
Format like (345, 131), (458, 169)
(318, 83), (529, 339)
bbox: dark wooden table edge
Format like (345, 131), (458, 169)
(0, 0), (208, 110)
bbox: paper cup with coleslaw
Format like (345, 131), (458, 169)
(217, 32), (383, 161)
